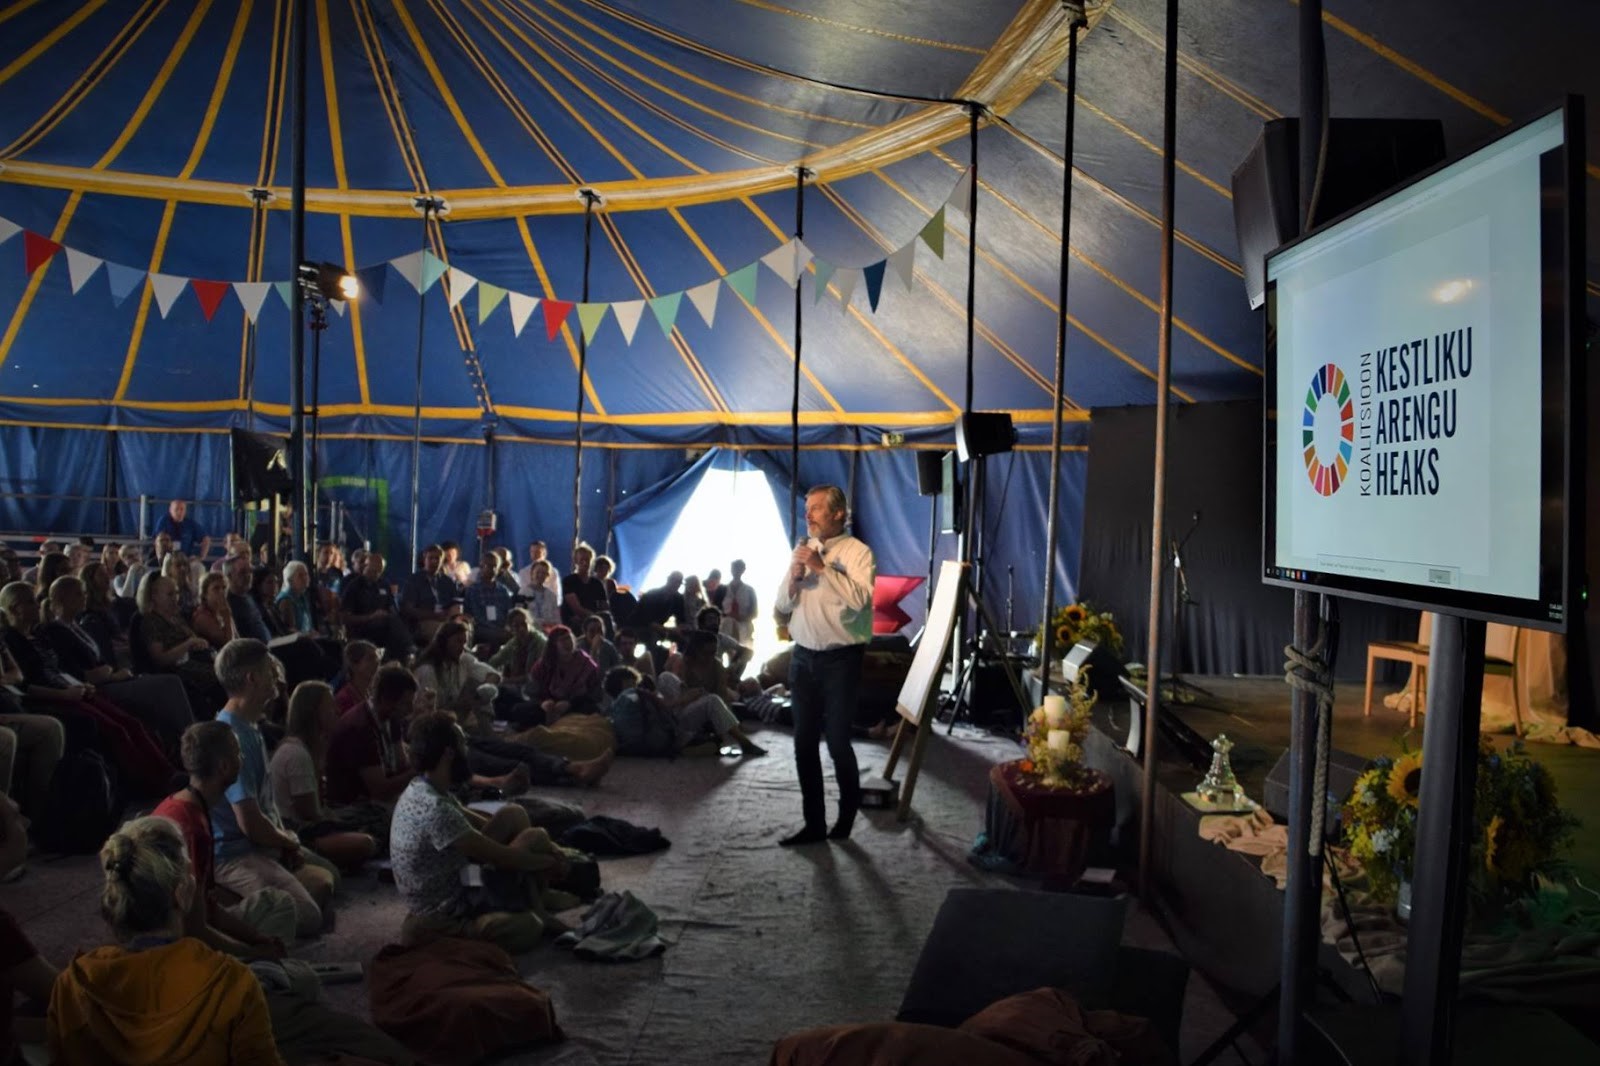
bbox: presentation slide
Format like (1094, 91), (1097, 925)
(1266, 111), (1562, 603)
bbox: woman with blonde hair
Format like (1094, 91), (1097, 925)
(268, 682), (380, 869)
(190, 572), (237, 650)
(47, 816), (282, 1064)
(161, 550), (200, 616)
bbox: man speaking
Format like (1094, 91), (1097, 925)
(774, 485), (876, 846)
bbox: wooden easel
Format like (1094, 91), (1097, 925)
(882, 559), (967, 820)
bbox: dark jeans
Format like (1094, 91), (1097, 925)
(467, 736), (569, 786)
(789, 643), (866, 832)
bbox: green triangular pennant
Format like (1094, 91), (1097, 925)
(648, 292), (682, 336)
(724, 262), (759, 306)
(420, 251), (448, 293)
(477, 282), (507, 324)
(273, 281), (294, 309)
(920, 206), (946, 259)
(576, 302), (609, 343)
(812, 260), (836, 303)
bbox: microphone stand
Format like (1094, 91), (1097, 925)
(1165, 511), (1214, 703)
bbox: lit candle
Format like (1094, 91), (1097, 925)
(1047, 729), (1070, 756)
(1043, 695), (1067, 727)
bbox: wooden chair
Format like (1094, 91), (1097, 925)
(1363, 624), (1523, 735)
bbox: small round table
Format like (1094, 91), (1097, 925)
(984, 760), (1114, 889)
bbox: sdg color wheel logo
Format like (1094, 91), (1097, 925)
(1302, 363), (1353, 496)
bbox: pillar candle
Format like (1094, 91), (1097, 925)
(1047, 729), (1070, 756)
(1043, 694), (1067, 727)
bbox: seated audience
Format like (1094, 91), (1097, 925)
(162, 551), (201, 616)
(494, 548), (519, 596)
(31, 554), (71, 610)
(211, 639), (340, 940)
(414, 621), (500, 730)
(112, 544), (149, 599)
(268, 683), (380, 869)
(191, 571), (237, 649)
(228, 556), (334, 687)
(523, 560), (561, 629)
(138, 573), (228, 713)
(559, 543), (609, 630)
(615, 629), (656, 682)
(487, 608), (545, 688)
(315, 543), (345, 596)
(517, 540), (561, 599)
(326, 663), (417, 807)
(47, 816), (280, 1065)
(632, 572), (684, 640)
(578, 615), (620, 679)
(152, 721), (296, 957)
(400, 545), (455, 643)
(632, 632), (765, 757)
(0, 794), (56, 1059)
(274, 561), (319, 637)
(340, 552), (413, 662)
(592, 554), (620, 600)
(0, 676), (66, 819)
(390, 710), (572, 953)
(42, 575), (194, 751)
(0, 581), (175, 797)
(463, 554), (514, 647)
(154, 497), (211, 559)
(333, 640), (381, 713)
(438, 541), (470, 588)
(526, 625), (601, 722)
(76, 561), (125, 658)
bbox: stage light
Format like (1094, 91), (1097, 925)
(297, 261), (358, 303)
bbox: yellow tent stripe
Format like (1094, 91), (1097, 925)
(95, 0), (212, 170)
(732, 0), (984, 55)
(1071, 93), (1231, 200)
(1105, 6), (1278, 120)
(0, 0), (105, 89)
(315, 0), (372, 405)
(0, 191), (84, 374)
(110, 203), (178, 401)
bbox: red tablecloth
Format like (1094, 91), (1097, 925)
(987, 761), (1114, 888)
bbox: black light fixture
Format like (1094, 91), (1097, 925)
(297, 260), (358, 303)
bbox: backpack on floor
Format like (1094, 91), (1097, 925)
(34, 749), (122, 854)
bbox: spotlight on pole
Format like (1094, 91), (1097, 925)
(297, 261), (358, 303)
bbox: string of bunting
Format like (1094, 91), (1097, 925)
(0, 169), (972, 346)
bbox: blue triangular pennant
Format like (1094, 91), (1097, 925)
(355, 264), (387, 305)
(862, 260), (887, 312)
(105, 262), (145, 307)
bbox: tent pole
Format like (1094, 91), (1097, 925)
(1040, 7), (1085, 680)
(409, 199), (441, 569)
(1138, 0), (1180, 903)
(789, 166), (809, 545)
(287, 0), (308, 563)
(572, 189), (600, 557)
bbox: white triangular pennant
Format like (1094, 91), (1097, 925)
(832, 266), (861, 307)
(507, 291), (539, 337)
(65, 248), (103, 294)
(612, 299), (645, 345)
(149, 273), (187, 318)
(234, 281), (271, 323)
(685, 279), (720, 327)
(390, 251), (424, 293)
(329, 299), (347, 317)
(0, 218), (19, 248)
(888, 241), (916, 290)
(760, 239), (804, 288)
(946, 167), (974, 220)
(445, 266), (477, 309)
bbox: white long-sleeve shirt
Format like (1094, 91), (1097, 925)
(774, 532), (875, 651)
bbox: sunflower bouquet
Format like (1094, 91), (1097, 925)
(1342, 740), (1578, 910)
(1040, 601), (1125, 658)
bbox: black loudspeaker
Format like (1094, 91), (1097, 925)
(969, 659), (1029, 730)
(1232, 117), (1447, 309)
(230, 428), (294, 507)
(954, 412), (1016, 462)
(915, 451), (944, 496)
(1262, 747), (1371, 836)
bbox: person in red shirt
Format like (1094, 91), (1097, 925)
(0, 794), (55, 1066)
(326, 663), (417, 807)
(333, 640), (380, 714)
(151, 721), (292, 957)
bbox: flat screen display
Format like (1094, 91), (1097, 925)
(1262, 102), (1583, 630)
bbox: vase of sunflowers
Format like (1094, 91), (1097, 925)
(1020, 671), (1097, 789)
(1342, 739), (1578, 921)
(1038, 602), (1125, 663)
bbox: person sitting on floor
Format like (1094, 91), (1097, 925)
(0, 581), (176, 798)
(326, 662), (418, 807)
(268, 682), (381, 870)
(340, 552), (413, 662)
(526, 625), (602, 723)
(648, 631), (766, 758)
(578, 615), (620, 679)
(615, 629), (656, 683)
(152, 721), (297, 958)
(389, 710), (573, 954)
(0, 793), (57, 1060)
(333, 640), (381, 713)
(487, 608), (546, 691)
(47, 816), (281, 1066)
(524, 560), (561, 630)
(560, 543), (609, 631)
(414, 621), (500, 733)
(631, 572), (683, 642)
(210, 638), (340, 941)
(463, 553), (514, 649)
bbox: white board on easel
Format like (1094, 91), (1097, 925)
(881, 559), (967, 819)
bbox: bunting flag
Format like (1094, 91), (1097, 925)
(576, 302), (609, 344)
(812, 260), (837, 304)
(106, 263), (145, 307)
(390, 251), (424, 293)
(445, 266), (476, 309)
(190, 280), (230, 322)
(149, 273), (188, 318)
(862, 260), (887, 312)
(23, 232), (61, 275)
(0, 218), (18, 248)
(612, 299), (645, 345)
(685, 278), (720, 327)
(648, 292), (682, 336)
(888, 241), (916, 291)
(946, 167), (974, 220)
(920, 207), (946, 259)
(832, 266), (861, 307)
(420, 251), (448, 293)
(760, 237), (812, 289)
(329, 299), (347, 317)
(273, 281), (294, 309)
(234, 281), (271, 323)
(355, 264), (387, 305)
(542, 299), (574, 341)
(65, 248), (103, 294)
(477, 282), (507, 324)
(507, 291), (539, 337)
(725, 261), (759, 306)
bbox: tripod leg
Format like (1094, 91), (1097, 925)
(970, 588), (1032, 716)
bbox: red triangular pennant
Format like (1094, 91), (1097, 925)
(542, 299), (574, 341)
(191, 279), (229, 322)
(23, 232), (61, 275)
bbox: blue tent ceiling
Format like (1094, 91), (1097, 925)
(0, 0), (1594, 446)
